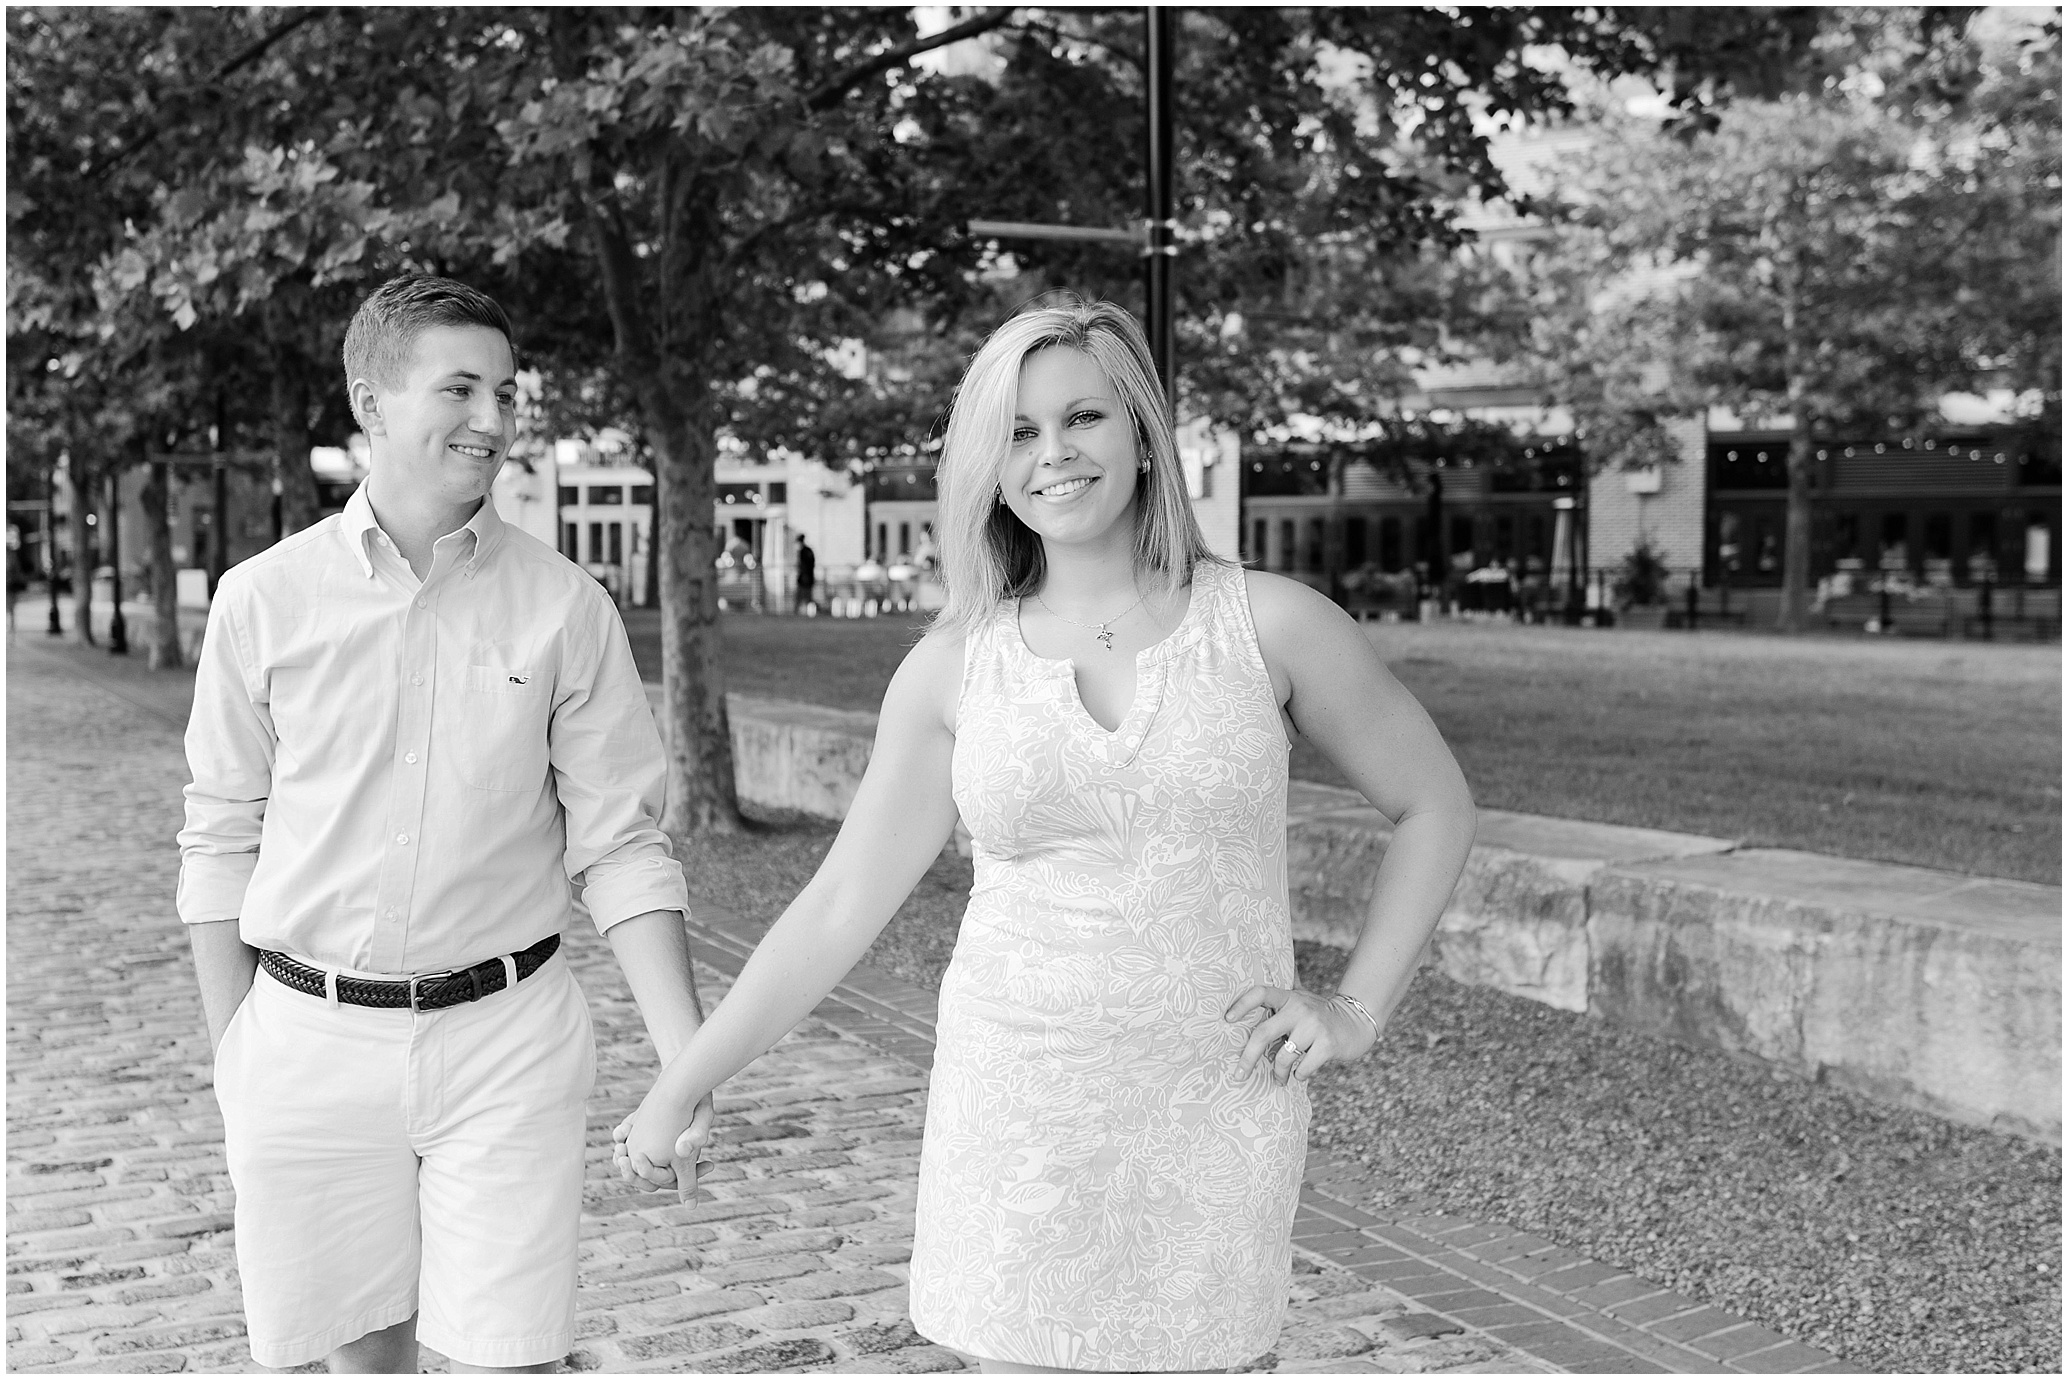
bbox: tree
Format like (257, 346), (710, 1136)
(1515, 33), (2058, 631)
(15, 7), (1874, 790)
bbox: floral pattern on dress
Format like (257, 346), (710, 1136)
(908, 560), (1308, 1374)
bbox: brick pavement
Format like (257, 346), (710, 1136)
(6, 639), (1847, 1374)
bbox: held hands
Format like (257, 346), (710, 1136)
(1224, 986), (1381, 1085)
(611, 1089), (715, 1203)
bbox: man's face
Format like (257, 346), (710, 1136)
(361, 324), (516, 509)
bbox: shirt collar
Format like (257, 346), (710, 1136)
(339, 482), (505, 579)
(458, 493), (505, 576)
(340, 483), (382, 579)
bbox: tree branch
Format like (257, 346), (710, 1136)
(804, 8), (1017, 111)
(585, 196), (658, 382)
(89, 7), (332, 181)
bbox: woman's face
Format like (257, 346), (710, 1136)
(999, 346), (1142, 554)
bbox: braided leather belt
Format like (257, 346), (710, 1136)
(258, 933), (561, 1011)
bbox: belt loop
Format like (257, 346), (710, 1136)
(500, 954), (518, 994)
(323, 967), (340, 1009)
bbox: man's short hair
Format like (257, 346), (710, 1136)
(342, 275), (517, 396)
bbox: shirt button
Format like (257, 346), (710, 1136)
(415, 597), (427, 609)
(404, 751), (419, 765)
(411, 673), (424, 686)
(395, 833), (410, 846)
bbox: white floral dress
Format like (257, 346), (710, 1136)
(908, 560), (1308, 1373)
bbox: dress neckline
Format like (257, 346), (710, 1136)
(1007, 563), (1212, 672)
(1006, 564), (1215, 744)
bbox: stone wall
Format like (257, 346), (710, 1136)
(682, 691), (2063, 1144)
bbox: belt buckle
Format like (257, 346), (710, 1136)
(408, 968), (457, 1012)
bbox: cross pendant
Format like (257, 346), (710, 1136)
(1097, 627), (1116, 650)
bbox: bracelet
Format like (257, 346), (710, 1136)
(1330, 991), (1382, 1041)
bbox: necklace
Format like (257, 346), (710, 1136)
(1033, 588), (1147, 651)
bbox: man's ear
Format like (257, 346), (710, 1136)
(349, 378), (386, 436)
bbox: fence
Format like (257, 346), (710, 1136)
(1328, 564), (2060, 640)
(717, 561), (945, 618)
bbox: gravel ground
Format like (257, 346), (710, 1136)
(684, 812), (2062, 1377)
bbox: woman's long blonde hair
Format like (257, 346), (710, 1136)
(930, 296), (1221, 639)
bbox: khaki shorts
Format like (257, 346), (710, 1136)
(213, 949), (596, 1369)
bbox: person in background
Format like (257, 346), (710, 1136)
(794, 533), (817, 614)
(179, 274), (710, 1374)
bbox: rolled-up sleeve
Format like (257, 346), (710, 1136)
(550, 598), (689, 933)
(176, 583), (275, 925)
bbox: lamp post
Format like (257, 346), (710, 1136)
(965, 5), (1181, 400)
(1143, 5), (1177, 406)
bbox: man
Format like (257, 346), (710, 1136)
(179, 275), (710, 1374)
(793, 533), (816, 614)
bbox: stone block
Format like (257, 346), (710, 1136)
(1591, 850), (2061, 1141)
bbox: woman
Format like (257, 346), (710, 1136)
(617, 297), (1475, 1374)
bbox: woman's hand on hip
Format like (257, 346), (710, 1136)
(1225, 985), (1379, 1085)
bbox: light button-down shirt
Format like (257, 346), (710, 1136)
(177, 484), (687, 974)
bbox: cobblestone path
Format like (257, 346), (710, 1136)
(7, 639), (1842, 1374)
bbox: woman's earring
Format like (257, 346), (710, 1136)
(995, 485), (1005, 505)
(1138, 459), (1151, 473)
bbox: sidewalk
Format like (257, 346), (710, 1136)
(5, 638), (1847, 1373)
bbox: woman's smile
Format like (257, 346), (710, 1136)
(1032, 475), (1098, 501)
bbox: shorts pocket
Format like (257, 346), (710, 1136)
(210, 982), (261, 1106)
(450, 664), (552, 792)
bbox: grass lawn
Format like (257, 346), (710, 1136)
(626, 607), (2060, 884)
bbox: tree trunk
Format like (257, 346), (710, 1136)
(271, 355), (322, 536)
(643, 493), (661, 609)
(1777, 413), (1815, 632)
(1776, 265), (1812, 634)
(586, 201), (743, 836)
(139, 459), (182, 670)
(67, 449), (96, 645)
(644, 382), (745, 836)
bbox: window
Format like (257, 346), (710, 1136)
(630, 485), (654, 505)
(1879, 512), (1909, 569)
(608, 523), (624, 567)
(1305, 519), (1325, 571)
(1449, 516), (1475, 567)
(1345, 517), (1368, 568)
(562, 522), (577, 558)
(1924, 512), (1952, 561)
(1832, 512), (1862, 563)
(876, 523), (888, 561)
(1969, 512), (1998, 575)
(588, 522), (603, 564)
(898, 522), (911, 557)
(1278, 520), (1295, 572)
(558, 486), (578, 507)
(767, 483), (787, 504)
(1379, 517), (1402, 571)
(717, 483), (760, 505)
(1251, 519), (1267, 564)
(588, 486), (624, 505)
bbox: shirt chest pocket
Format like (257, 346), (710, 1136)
(449, 663), (553, 792)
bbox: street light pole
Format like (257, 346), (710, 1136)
(1144, 5), (1177, 409)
